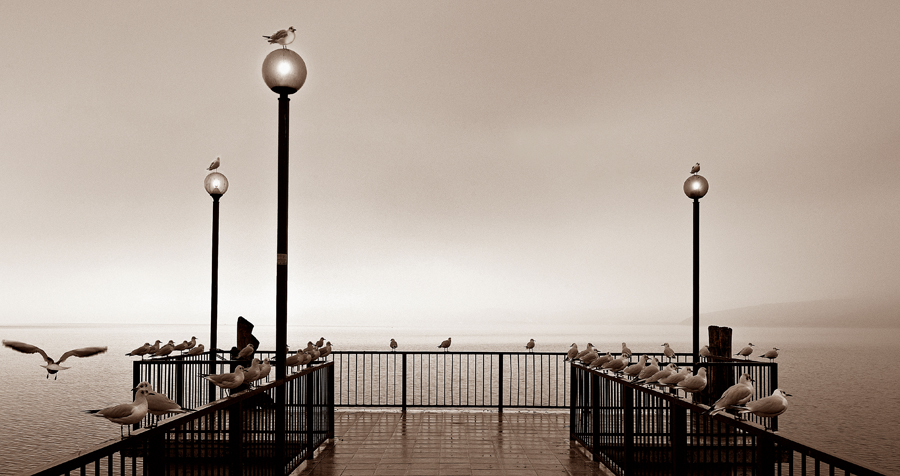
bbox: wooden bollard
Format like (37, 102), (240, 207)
(696, 325), (732, 406)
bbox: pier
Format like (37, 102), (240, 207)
(28, 348), (886, 476)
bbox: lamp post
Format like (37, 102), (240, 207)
(262, 46), (307, 464)
(684, 171), (708, 366)
(205, 170), (229, 403)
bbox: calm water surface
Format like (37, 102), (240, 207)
(1, 323), (897, 475)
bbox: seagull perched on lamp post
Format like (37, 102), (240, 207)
(207, 156), (220, 171)
(690, 163), (700, 174)
(264, 26), (296, 48)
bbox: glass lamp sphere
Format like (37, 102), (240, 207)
(262, 49), (307, 95)
(205, 172), (229, 196)
(683, 174), (709, 199)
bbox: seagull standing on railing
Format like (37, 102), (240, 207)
(126, 343), (152, 360)
(315, 337), (325, 347)
(732, 389), (791, 429)
(574, 343), (594, 362)
(236, 343), (255, 361)
(581, 349), (600, 366)
(674, 367), (707, 395)
(637, 356), (660, 381)
(201, 366), (247, 390)
(565, 343), (578, 361)
(621, 342), (632, 359)
(3, 340), (108, 379)
(390, 339), (398, 352)
(661, 343), (676, 362)
(525, 339), (535, 352)
(623, 355), (648, 380)
(707, 373), (754, 417)
(133, 382), (195, 423)
(153, 340), (176, 358)
(319, 342), (332, 359)
(659, 367), (691, 389)
(84, 388), (151, 438)
(759, 348), (779, 362)
(590, 352), (613, 369)
(735, 343), (755, 360)
(173, 340), (191, 354)
(636, 363), (678, 386)
(263, 26), (296, 48)
(699, 345), (711, 360)
(602, 354), (629, 374)
(438, 337), (452, 352)
(242, 358), (263, 385)
(207, 156), (220, 171)
(146, 340), (162, 355)
(188, 344), (205, 356)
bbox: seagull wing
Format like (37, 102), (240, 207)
(59, 346), (108, 363)
(3, 340), (52, 364)
(269, 29), (288, 41)
(95, 402), (138, 419)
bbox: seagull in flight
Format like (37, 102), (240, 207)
(207, 156), (220, 171)
(264, 26), (296, 48)
(3, 340), (107, 379)
(691, 163), (700, 174)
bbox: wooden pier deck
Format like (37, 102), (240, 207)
(293, 410), (614, 476)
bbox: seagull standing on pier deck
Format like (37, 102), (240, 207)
(438, 337), (452, 351)
(263, 26), (296, 48)
(3, 340), (108, 379)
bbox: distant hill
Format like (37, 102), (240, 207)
(684, 299), (900, 328)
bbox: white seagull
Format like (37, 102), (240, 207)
(601, 354), (629, 374)
(759, 348), (779, 362)
(733, 389), (791, 429)
(187, 344), (205, 356)
(674, 367), (708, 394)
(251, 359), (272, 386)
(623, 355), (648, 380)
(3, 340), (108, 379)
(708, 373), (755, 417)
(661, 343), (676, 362)
(264, 26), (296, 48)
(85, 388), (151, 437)
(207, 156), (220, 171)
(636, 363), (678, 386)
(133, 382), (195, 421)
(659, 367), (691, 388)
(565, 343), (579, 361)
(201, 365), (247, 390)
(691, 163), (700, 174)
(438, 337), (452, 352)
(735, 343), (755, 360)
(236, 343), (255, 360)
(637, 356), (660, 381)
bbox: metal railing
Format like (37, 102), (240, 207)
(570, 362), (886, 476)
(326, 351), (570, 409)
(29, 361), (334, 476)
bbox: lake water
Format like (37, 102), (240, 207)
(1, 322), (897, 475)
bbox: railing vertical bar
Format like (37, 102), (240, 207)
(498, 353), (504, 412)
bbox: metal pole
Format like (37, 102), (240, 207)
(275, 92), (290, 464)
(693, 198), (700, 366)
(210, 194), (221, 404)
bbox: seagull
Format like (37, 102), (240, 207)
(623, 355), (648, 380)
(525, 339), (535, 352)
(635, 363), (678, 386)
(207, 156), (220, 171)
(581, 350), (600, 366)
(263, 26), (296, 48)
(172, 340), (191, 354)
(565, 343), (578, 361)
(133, 382), (195, 421)
(126, 343), (152, 360)
(319, 342), (332, 359)
(252, 359), (271, 386)
(759, 348), (779, 362)
(3, 340), (108, 379)
(658, 367), (691, 389)
(621, 342), (632, 359)
(438, 337), (452, 352)
(284, 350), (307, 368)
(707, 373), (755, 417)
(637, 356), (660, 381)
(674, 367), (708, 394)
(242, 358), (263, 385)
(732, 389), (791, 429)
(390, 339), (398, 352)
(735, 343), (755, 360)
(574, 343), (594, 362)
(236, 343), (255, 360)
(691, 163), (700, 174)
(601, 354), (629, 374)
(187, 344), (205, 356)
(183, 336), (197, 352)
(315, 337), (325, 348)
(699, 345), (711, 360)
(661, 343), (676, 362)
(589, 352), (613, 369)
(84, 388), (151, 437)
(146, 340), (162, 355)
(201, 365), (246, 390)
(153, 340), (176, 358)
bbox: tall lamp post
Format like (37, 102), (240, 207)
(205, 170), (229, 403)
(684, 170), (708, 366)
(262, 46), (307, 463)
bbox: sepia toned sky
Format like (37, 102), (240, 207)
(2, 1), (899, 328)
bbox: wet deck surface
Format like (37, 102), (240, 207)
(294, 410), (614, 476)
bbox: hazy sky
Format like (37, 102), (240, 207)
(2, 2), (899, 327)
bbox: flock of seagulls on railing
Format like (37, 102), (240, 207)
(125, 337), (202, 359)
(564, 341), (789, 430)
